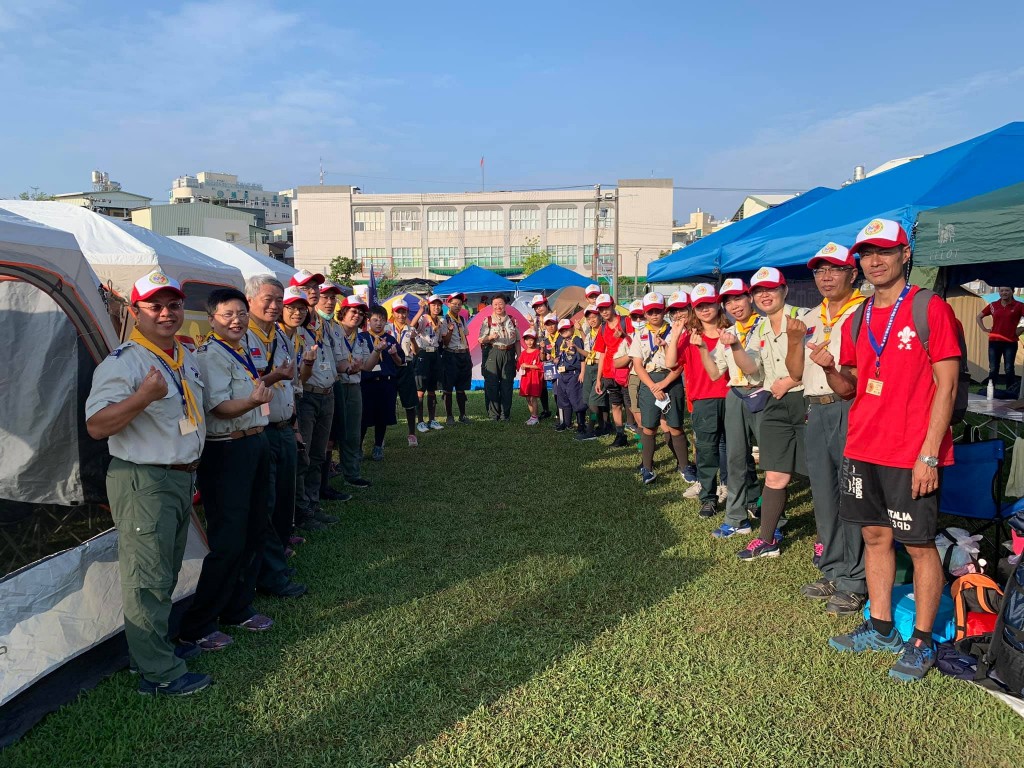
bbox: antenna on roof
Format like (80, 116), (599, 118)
(319, 158), (325, 186)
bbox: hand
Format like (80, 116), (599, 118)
(720, 330), (738, 347)
(650, 385), (666, 400)
(595, 378), (604, 395)
(613, 324), (625, 339)
(578, 370), (585, 384)
(373, 337), (388, 352)
(689, 331), (704, 348)
(807, 341), (835, 371)
(249, 380), (274, 405)
(670, 315), (686, 332)
(912, 460), (939, 499)
(769, 378), (791, 399)
(138, 366), (168, 404)
(277, 357), (295, 380)
(785, 317), (807, 346)
(303, 344), (319, 364)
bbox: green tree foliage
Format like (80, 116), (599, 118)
(17, 189), (54, 200)
(520, 237), (552, 276)
(328, 256), (361, 286)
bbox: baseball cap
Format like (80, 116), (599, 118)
(531, 294), (548, 308)
(448, 292), (467, 302)
(628, 299), (645, 316)
(427, 294), (444, 304)
(318, 281), (343, 295)
(689, 283), (718, 306)
(341, 295), (367, 310)
(282, 286), (309, 306)
(595, 293), (614, 309)
(848, 218), (909, 258)
(289, 269), (324, 287)
(750, 267), (786, 290)
(131, 271), (185, 304)
(584, 303), (599, 316)
(719, 278), (749, 297)
(642, 292), (665, 311)
(585, 283), (601, 298)
(543, 314), (557, 325)
(667, 291), (690, 309)
(557, 318), (573, 331)
(523, 328), (538, 339)
(391, 298), (409, 311)
(807, 242), (855, 270)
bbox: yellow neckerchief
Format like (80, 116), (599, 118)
(212, 332), (259, 383)
(734, 314), (759, 346)
(820, 290), (865, 341)
(306, 314), (325, 346)
(343, 327), (359, 362)
(448, 313), (464, 345)
(128, 328), (203, 427)
(247, 319), (276, 345)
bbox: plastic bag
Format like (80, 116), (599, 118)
(1006, 437), (1024, 498)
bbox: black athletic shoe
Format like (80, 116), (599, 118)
(320, 488), (351, 502)
(554, 423), (568, 432)
(610, 433), (629, 447)
(345, 477), (372, 488)
(575, 430), (597, 441)
(698, 500), (718, 518)
(540, 410), (552, 419)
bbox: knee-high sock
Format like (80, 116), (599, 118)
(405, 408), (417, 435)
(443, 392), (453, 419)
(417, 396), (425, 423)
(670, 432), (689, 471)
(427, 392), (437, 421)
(374, 424), (386, 447)
(456, 391), (467, 417)
(576, 410), (586, 429)
(640, 431), (656, 469)
(759, 486), (787, 542)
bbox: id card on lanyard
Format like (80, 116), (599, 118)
(214, 338), (270, 415)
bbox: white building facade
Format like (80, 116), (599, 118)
(170, 171), (292, 225)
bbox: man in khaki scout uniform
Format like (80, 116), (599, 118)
(440, 292), (473, 425)
(337, 294), (376, 487)
(85, 271), (211, 696)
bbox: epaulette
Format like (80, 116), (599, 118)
(109, 341), (135, 358)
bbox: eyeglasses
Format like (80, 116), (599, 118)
(213, 311), (250, 321)
(283, 304), (308, 313)
(137, 301), (184, 313)
(812, 266), (853, 276)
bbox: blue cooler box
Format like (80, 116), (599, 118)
(863, 584), (956, 643)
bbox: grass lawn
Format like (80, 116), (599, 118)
(3, 392), (1023, 767)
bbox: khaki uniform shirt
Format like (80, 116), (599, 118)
(714, 318), (765, 387)
(755, 305), (804, 392)
(198, 338), (270, 436)
(414, 315), (443, 352)
(628, 323), (672, 372)
(802, 300), (861, 396)
(582, 326), (601, 365)
(388, 322), (416, 362)
(337, 328), (371, 384)
(245, 328), (296, 423)
(479, 315), (518, 346)
(86, 342), (206, 465)
(314, 314), (347, 372)
(443, 314), (470, 352)
(297, 325), (337, 389)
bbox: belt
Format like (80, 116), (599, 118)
(207, 426), (265, 442)
(148, 460), (201, 473)
(419, 347), (438, 353)
(303, 384), (334, 395)
(270, 419), (293, 429)
(647, 367), (670, 374)
(447, 348), (470, 354)
(492, 343), (515, 350)
(805, 393), (840, 405)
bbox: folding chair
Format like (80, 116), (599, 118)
(939, 439), (1015, 550)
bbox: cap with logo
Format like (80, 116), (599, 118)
(427, 294), (444, 304)
(642, 292), (665, 311)
(719, 278), (749, 297)
(848, 218), (909, 258)
(750, 266), (786, 289)
(689, 283), (718, 306)
(282, 286), (309, 305)
(319, 281), (343, 295)
(391, 298), (409, 311)
(585, 283), (601, 298)
(667, 291), (690, 309)
(289, 269), (325, 287)
(557, 318), (573, 331)
(342, 295), (368, 310)
(584, 303), (600, 316)
(807, 242), (855, 270)
(131, 271), (185, 304)
(523, 328), (538, 339)
(448, 292), (467, 303)
(595, 293), (614, 308)
(543, 315), (557, 325)
(628, 299), (645, 316)
(531, 294), (548, 308)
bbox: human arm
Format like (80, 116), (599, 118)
(784, 317), (806, 382)
(975, 305), (992, 334)
(912, 358), (958, 499)
(808, 342), (857, 399)
(86, 365), (169, 440)
(211, 380), (274, 419)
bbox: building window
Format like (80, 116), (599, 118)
(355, 248), (386, 261)
(582, 243), (614, 265)
(176, 227), (190, 236)
(225, 232), (238, 243)
(353, 209), (385, 232)
(465, 246), (504, 267)
(465, 208), (503, 231)
(584, 205), (615, 230)
(428, 246), (459, 268)
(510, 207), (539, 230)
(427, 208), (457, 231)
(546, 206), (578, 230)
(390, 208), (421, 232)
(509, 245), (535, 267)
(547, 245), (577, 266)
(391, 247), (423, 268)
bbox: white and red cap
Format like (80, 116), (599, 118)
(522, 328), (538, 339)
(531, 294), (549, 308)
(642, 292), (665, 311)
(427, 294), (444, 304)
(391, 298), (409, 311)
(719, 278), (749, 297)
(543, 314), (557, 325)
(808, 242), (855, 270)
(628, 299), (645, 316)
(557, 318), (573, 331)
(584, 303), (600, 316)
(341, 294), (367, 310)
(595, 293), (614, 309)
(585, 283), (601, 298)
(319, 281), (343, 295)
(750, 266), (786, 289)
(848, 218), (909, 257)
(131, 270), (185, 304)
(689, 283), (718, 306)
(282, 286), (309, 305)
(289, 269), (324, 287)
(667, 291), (690, 309)
(448, 292), (466, 302)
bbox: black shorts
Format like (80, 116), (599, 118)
(415, 350), (440, 392)
(601, 377), (626, 407)
(838, 458), (940, 544)
(441, 350), (472, 392)
(396, 364), (418, 409)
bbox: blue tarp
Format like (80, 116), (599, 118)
(716, 122), (1024, 276)
(432, 265), (517, 295)
(647, 186), (834, 282)
(517, 263), (593, 292)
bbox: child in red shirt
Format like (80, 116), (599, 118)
(518, 330), (543, 425)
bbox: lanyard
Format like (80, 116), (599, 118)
(864, 285), (910, 378)
(342, 331), (357, 361)
(213, 337), (260, 382)
(152, 352), (188, 417)
(820, 291), (865, 341)
(735, 315), (760, 346)
(647, 324), (668, 354)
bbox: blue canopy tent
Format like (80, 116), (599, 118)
(716, 122), (1024, 276)
(517, 263), (593, 292)
(432, 264), (517, 296)
(646, 187), (835, 282)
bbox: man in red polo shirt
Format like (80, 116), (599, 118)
(593, 293), (634, 447)
(976, 286), (1023, 390)
(811, 218), (960, 682)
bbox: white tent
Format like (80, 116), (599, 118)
(170, 235), (293, 285)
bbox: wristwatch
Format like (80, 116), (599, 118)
(918, 455), (939, 468)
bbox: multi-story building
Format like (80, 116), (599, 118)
(672, 208), (731, 247)
(729, 193), (797, 222)
(290, 179), (673, 280)
(131, 201), (271, 254)
(170, 171), (292, 225)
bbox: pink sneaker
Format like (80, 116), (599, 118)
(813, 541), (824, 568)
(408, 435), (419, 447)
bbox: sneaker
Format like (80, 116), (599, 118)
(716, 485), (728, 504)
(800, 577), (836, 600)
(138, 671), (212, 697)
(346, 477), (372, 488)
(575, 430), (597, 441)
(313, 508), (339, 524)
(554, 423), (569, 432)
(319, 488), (350, 503)
(825, 590), (867, 616)
(698, 500), (717, 518)
(640, 467), (657, 485)
(812, 541), (824, 568)
(683, 481), (702, 499)
(711, 520), (752, 539)
(372, 446), (384, 461)
(540, 410), (552, 419)
(828, 620), (904, 653)
(408, 435), (419, 447)
(610, 433), (628, 447)
(737, 537), (780, 560)
(193, 631), (234, 652)
(525, 417), (539, 426)
(888, 639), (937, 682)
(446, 417), (456, 427)
(682, 463), (698, 483)
(429, 420), (444, 430)
(459, 416), (471, 424)
(295, 515), (326, 532)
(229, 613), (274, 632)
(416, 422), (429, 433)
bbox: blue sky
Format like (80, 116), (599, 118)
(3, 0), (1023, 219)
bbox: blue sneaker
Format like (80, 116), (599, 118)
(712, 521), (752, 539)
(888, 639), (936, 682)
(828, 620), (904, 653)
(682, 463), (698, 483)
(640, 467), (657, 485)
(737, 537), (780, 560)
(138, 671), (212, 697)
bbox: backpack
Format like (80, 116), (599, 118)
(848, 287), (970, 423)
(983, 557), (1024, 697)
(950, 573), (1003, 642)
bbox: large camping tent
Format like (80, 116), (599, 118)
(517, 263), (594, 292)
(715, 122), (1024, 274)
(433, 265), (517, 296)
(646, 186), (835, 282)
(170, 235), (293, 285)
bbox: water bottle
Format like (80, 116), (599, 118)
(987, 379), (995, 401)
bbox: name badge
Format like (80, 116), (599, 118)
(260, 403), (271, 416)
(866, 378), (884, 396)
(319, 362), (330, 372)
(179, 418), (197, 436)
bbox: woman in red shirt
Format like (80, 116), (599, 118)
(976, 286), (1024, 390)
(665, 283), (729, 518)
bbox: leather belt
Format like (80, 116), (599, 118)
(805, 393), (840, 405)
(151, 461), (201, 472)
(270, 420), (293, 429)
(419, 347), (438, 353)
(303, 384), (334, 395)
(492, 343), (515, 350)
(207, 426), (265, 442)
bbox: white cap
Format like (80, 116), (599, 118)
(849, 218), (909, 257)
(642, 291), (665, 311)
(628, 299), (645, 315)
(531, 294), (548, 308)
(689, 283), (718, 306)
(342, 294), (367, 310)
(750, 266), (786, 289)
(523, 328), (537, 338)
(595, 293), (614, 308)
(427, 294), (444, 304)
(557, 318), (573, 331)
(391, 298), (409, 311)
(131, 270), (184, 303)
(585, 283), (601, 298)
(319, 280), (343, 295)
(719, 278), (749, 297)
(282, 286), (309, 305)
(584, 303), (600, 315)
(289, 269), (324, 287)
(667, 291), (690, 309)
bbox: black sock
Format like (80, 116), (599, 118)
(406, 408), (417, 436)
(443, 393), (453, 419)
(911, 628), (933, 646)
(758, 486), (787, 542)
(374, 424), (386, 448)
(871, 617), (895, 637)
(456, 391), (467, 417)
(427, 393), (436, 421)
(640, 432), (656, 469)
(670, 433), (689, 471)
(417, 399), (424, 423)
(576, 411), (586, 430)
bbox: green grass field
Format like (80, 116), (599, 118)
(3, 392), (1023, 767)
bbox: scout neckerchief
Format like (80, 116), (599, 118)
(342, 328), (358, 363)
(248, 320), (279, 376)
(864, 284), (911, 379)
(129, 328), (203, 428)
(447, 314), (465, 347)
(277, 322), (305, 367)
(422, 313), (440, 346)
(392, 319), (411, 352)
(820, 289), (865, 342)
(212, 332), (260, 384)
(645, 322), (669, 364)
(306, 313), (325, 346)
(555, 334), (579, 363)
(734, 315), (760, 347)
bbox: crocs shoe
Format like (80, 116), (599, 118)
(737, 537), (780, 561)
(889, 639), (936, 682)
(828, 620), (904, 653)
(711, 521), (752, 539)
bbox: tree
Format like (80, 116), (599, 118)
(17, 188), (54, 201)
(327, 256), (360, 286)
(520, 236), (552, 276)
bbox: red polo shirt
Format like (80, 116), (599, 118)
(981, 299), (1024, 343)
(676, 333), (728, 402)
(593, 316), (634, 381)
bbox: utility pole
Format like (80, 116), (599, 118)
(612, 188), (620, 303)
(590, 184), (601, 281)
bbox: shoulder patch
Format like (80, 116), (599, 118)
(109, 341), (135, 358)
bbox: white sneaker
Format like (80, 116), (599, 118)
(717, 485), (729, 504)
(416, 422), (429, 433)
(429, 420), (444, 430)
(408, 435), (419, 447)
(525, 417), (539, 426)
(682, 481), (702, 499)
